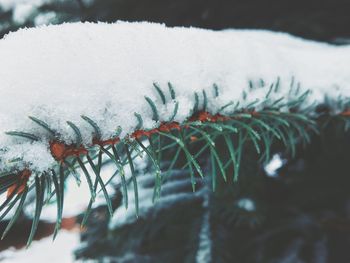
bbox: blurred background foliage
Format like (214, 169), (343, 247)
(0, 0), (350, 43)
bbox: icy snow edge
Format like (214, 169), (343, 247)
(0, 21), (349, 172)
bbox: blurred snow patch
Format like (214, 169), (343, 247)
(0, 230), (79, 263)
(237, 198), (256, 212)
(196, 194), (211, 263)
(34, 165), (117, 221)
(34, 11), (57, 26)
(12, 3), (35, 24)
(264, 153), (286, 177)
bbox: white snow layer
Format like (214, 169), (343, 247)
(0, 21), (349, 172)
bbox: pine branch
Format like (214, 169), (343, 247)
(0, 79), (333, 242)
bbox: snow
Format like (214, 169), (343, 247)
(0, 21), (349, 172)
(12, 3), (35, 24)
(196, 194), (212, 263)
(236, 198), (256, 212)
(264, 153), (286, 177)
(0, 0), (70, 26)
(0, 0), (50, 25)
(32, 164), (117, 221)
(0, 230), (80, 263)
(0, 163), (117, 221)
(109, 175), (204, 228)
(109, 165), (206, 229)
(0, 0), (59, 26)
(196, 211), (211, 263)
(34, 11), (57, 26)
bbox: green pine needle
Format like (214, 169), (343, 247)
(86, 154), (113, 217)
(145, 96), (159, 122)
(81, 115), (102, 139)
(169, 101), (179, 122)
(29, 116), (56, 136)
(134, 112), (143, 130)
(202, 90), (208, 111)
(5, 131), (39, 141)
(125, 145), (139, 217)
(1, 189), (27, 240)
(135, 139), (162, 201)
(111, 146), (128, 209)
(52, 168), (63, 240)
(0, 78), (322, 243)
(168, 82), (176, 100)
(153, 83), (166, 104)
(218, 101), (235, 113)
(67, 121), (83, 145)
(158, 131), (204, 178)
(77, 157), (96, 201)
(193, 92), (199, 113)
(26, 176), (44, 247)
(213, 84), (219, 97)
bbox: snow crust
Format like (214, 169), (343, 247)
(0, 21), (349, 172)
